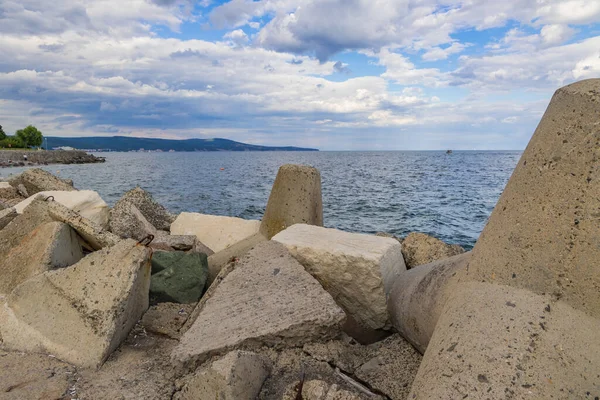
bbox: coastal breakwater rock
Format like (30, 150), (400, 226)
(109, 187), (175, 236)
(175, 350), (272, 400)
(408, 79), (600, 398)
(171, 212), (260, 253)
(14, 190), (109, 228)
(8, 168), (75, 194)
(0, 221), (83, 295)
(150, 251), (209, 304)
(387, 251), (471, 353)
(0, 150), (104, 168)
(260, 164), (323, 239)
(0, 207), (17, 229)
(172, 241), (346, 369)
(0, 239), (152, 368)
(400, 232), (465, 269)
(272, 224), (405, 330)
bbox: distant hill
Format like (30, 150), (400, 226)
(45, 136), (318, 152)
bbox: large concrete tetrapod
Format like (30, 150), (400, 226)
(260, 164), (323, 239)
(409, 79), (600, 399)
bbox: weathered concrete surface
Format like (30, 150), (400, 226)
(409, 80), (600, 398)
(206, 231), (267, 284)
(0, 221), (83, 295)
(0, 239), (152, 368)
(0, 206), (17, 229)
(172, 241), (346, 369)
(409, 283), (600, 399)
(9, 168), (75, 194)
(150, 234), (213, 254)
(260, 164), (323, 239)
(456, 79), (600, 318)
(282, 380), (365, 400)
(47, 199), (119, 250)
(171, 212), (261, 253)
(109, 187), (174, 232)
(0, 182), (20, 204)
(175, 350), (271, 400)
(272, 224), (405, 330)
(16, 183), (29, 198)
(14, 190), (109, 228)
(150, 251), (208, 304)
(0, 350), (76, 400)
(401, 232), (465, 269)
(141, 302), (195, 339)
(304, 334), (422, 400)
(388, 252), (471, 353)
(0, 199), (53, 256)
(110, 203), (159, 240)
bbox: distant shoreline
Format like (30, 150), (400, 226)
(0, 150), (105, 168)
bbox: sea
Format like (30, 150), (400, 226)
(0, 151), (522, 250)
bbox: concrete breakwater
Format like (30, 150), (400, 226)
(0, 79), (599, 399)
(0, 149), (105, 167)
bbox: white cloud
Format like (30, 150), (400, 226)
(422, 42), (468, 61)
(223, 29), (249, 46)
(540, 24), (575, 45)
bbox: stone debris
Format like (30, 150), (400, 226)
(273, 224), (405, 330)
(0, 349), (76, 400)
(0, 221), (83, 295)
(400, 232), (465, 269)
(175, 350), (272, 400)
(387, 251), (471, 353)
(141, 302), (195, 339)
(47, 199), (120, 250)
(14, 190), (110, 228)
(0, 206), (17, 229)
(0, 239), (152, 368)
(109, 186), (175, 233)
(172, 241), (346, 369)
(171, 212), (261, 253)
(16, 183), (29, 198)
(260, 164), (323, 239)
(9, 168), (75, 195)
(282, 380), (366, 400)
(150, 251), (209, 304)
(150, 234), (213, 254)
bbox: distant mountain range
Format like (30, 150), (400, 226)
(45, 136), (318, 152)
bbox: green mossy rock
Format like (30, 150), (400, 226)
(150, 251), (208, 304)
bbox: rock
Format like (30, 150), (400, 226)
(0, 182), (20, 202)
(272, 224), (405, 330)
(150, 251), (209, 304)
(8, 168), (75, 195)
(0, 239), (152, 368)
(303, 334), (422, 400)
(109, 187), (174, 233)
(175, 350), (271, 400)
(171, 212), (261, 253)
(387, 252), (471, 353)
(111, 202), (159, 240)
(47, 199), (120, 250)
(141, 302), (195, 339)
(0, 206), (17, 230)
(408, 79), (600, 398)
(353, 335), (422, 400)
(260, 164), (324, 239)
(14, 190), (110, 229)
(17, 183), (29, 198)
(150, 234), (213, 254)
(0, 198), (53, 256)
(0, 350), (76, 400)
(206, 231), (267, 284)
(400, 232), (465, 269)
(172, 241), (346, 369)
(0, 221), (83, 295)
(282, 380), (365, 400)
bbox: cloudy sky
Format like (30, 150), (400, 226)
(0, 0), (599, 150)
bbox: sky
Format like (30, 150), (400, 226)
(0, 1), (599, 150)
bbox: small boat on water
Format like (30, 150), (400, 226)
(446, 150), (453, 154)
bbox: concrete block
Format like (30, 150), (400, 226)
(272, 224), (405, 330)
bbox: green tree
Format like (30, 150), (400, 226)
(16, 125), (43, 148)
(0, 125), (6, 140)
(0, 136), (25, 148)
